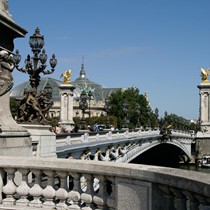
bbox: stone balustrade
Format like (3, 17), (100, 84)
(56, 129), (160, 146)
(0, 156), (209, 210)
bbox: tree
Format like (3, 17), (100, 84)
(162, 112), (191, 131)
(108, 87), (151, 129)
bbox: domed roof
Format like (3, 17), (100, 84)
(71, 63), (106, 101)
(10, 77), (62, 101)
(11, 63), (120, 102)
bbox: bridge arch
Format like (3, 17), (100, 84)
(129, 142), (191, 167)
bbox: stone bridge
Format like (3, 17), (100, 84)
(56, 129), (194, 165)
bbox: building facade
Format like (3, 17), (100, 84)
(10, 63), (121, 120)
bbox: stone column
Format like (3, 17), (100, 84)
(197, 83), (210, 132)
(0, 0), (32, 157)
(59, 84), (75, 132)
(196, 83), (210, 161)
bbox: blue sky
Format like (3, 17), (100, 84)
(8, 0), (210, 120)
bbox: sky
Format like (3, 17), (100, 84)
(7, 0), (210, 120)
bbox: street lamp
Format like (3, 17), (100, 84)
(88, 90), (93, 123)
(13, 27), (57, 124)
(13, 27), (57, 90)
(79, 90), (88, 129)
(135, 104), (141, 128)
(79, 85), (94, 124)
(147, 107), (151, 128)
(154, 107), (159, 128)
(43, 83), (53, 119)
(104, 97), (111, 128)
(123, 101), (129, 128)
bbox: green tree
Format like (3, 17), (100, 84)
(108, 87), (150, 129)
(162, 112), (191, 131)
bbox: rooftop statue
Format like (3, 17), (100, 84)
(60, 69), (72, 84)
(200, 67), (210, 83)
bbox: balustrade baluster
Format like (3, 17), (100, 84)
(2, 168), (17, 205)
(69, 172), (82, 209)
(16, 169), (30, 206)
(81, 174), (94, 209)
(183, 191), (200, 210)
(55, 171), (69, 210)
(106, 176), (116, 210)
(42, 170), (56, 209)
(170, 187), (187, 210)
(29, 170), (43, 207)
(93, 175), (109, 210)
(159, 185), (176, 210)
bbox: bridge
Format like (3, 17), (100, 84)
(55, 129), (193, 166)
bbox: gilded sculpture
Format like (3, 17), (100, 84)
(200, 68), (210, 83)
(60, 69), (72, 84)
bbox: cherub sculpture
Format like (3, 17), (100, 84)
(60, 69), (72, 84)
(200, 68), (210, 82)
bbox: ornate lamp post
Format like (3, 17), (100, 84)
(154, 107), (159, 128)
(88, 90), (93, 123)
(12, 27), (57, 124)
(147, 107), (151, 128)
(79, 85), (94, 125)
(135, 104), (141, 128)
(104, 97), (111, 128)
(13, 27), (57, 91)
(79, 90), (88, 129)
(123, 101), (129, 128)
(43, 83), (53, 119)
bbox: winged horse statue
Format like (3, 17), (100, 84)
(200, 68), (210, 83)
(60, 69), (72, 84)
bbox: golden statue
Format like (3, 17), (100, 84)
(60, 69), (72, 84)
(200, 68), (210, 83)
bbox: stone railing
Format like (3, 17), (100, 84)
(0, 157), (209, 210)
(56, 129), (193, 147)
(56, 129), (160, 146)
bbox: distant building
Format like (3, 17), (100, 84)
(10, 63), (121, 119)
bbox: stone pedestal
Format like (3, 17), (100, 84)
(196, 83), (210, 159)
(0, 93), (32, 156)
(0, 1), (32, 157)
(22, 124), (56, 158)
(59, 84), (75, 132)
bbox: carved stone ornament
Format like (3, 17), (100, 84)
(0, 49), (15, 96)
